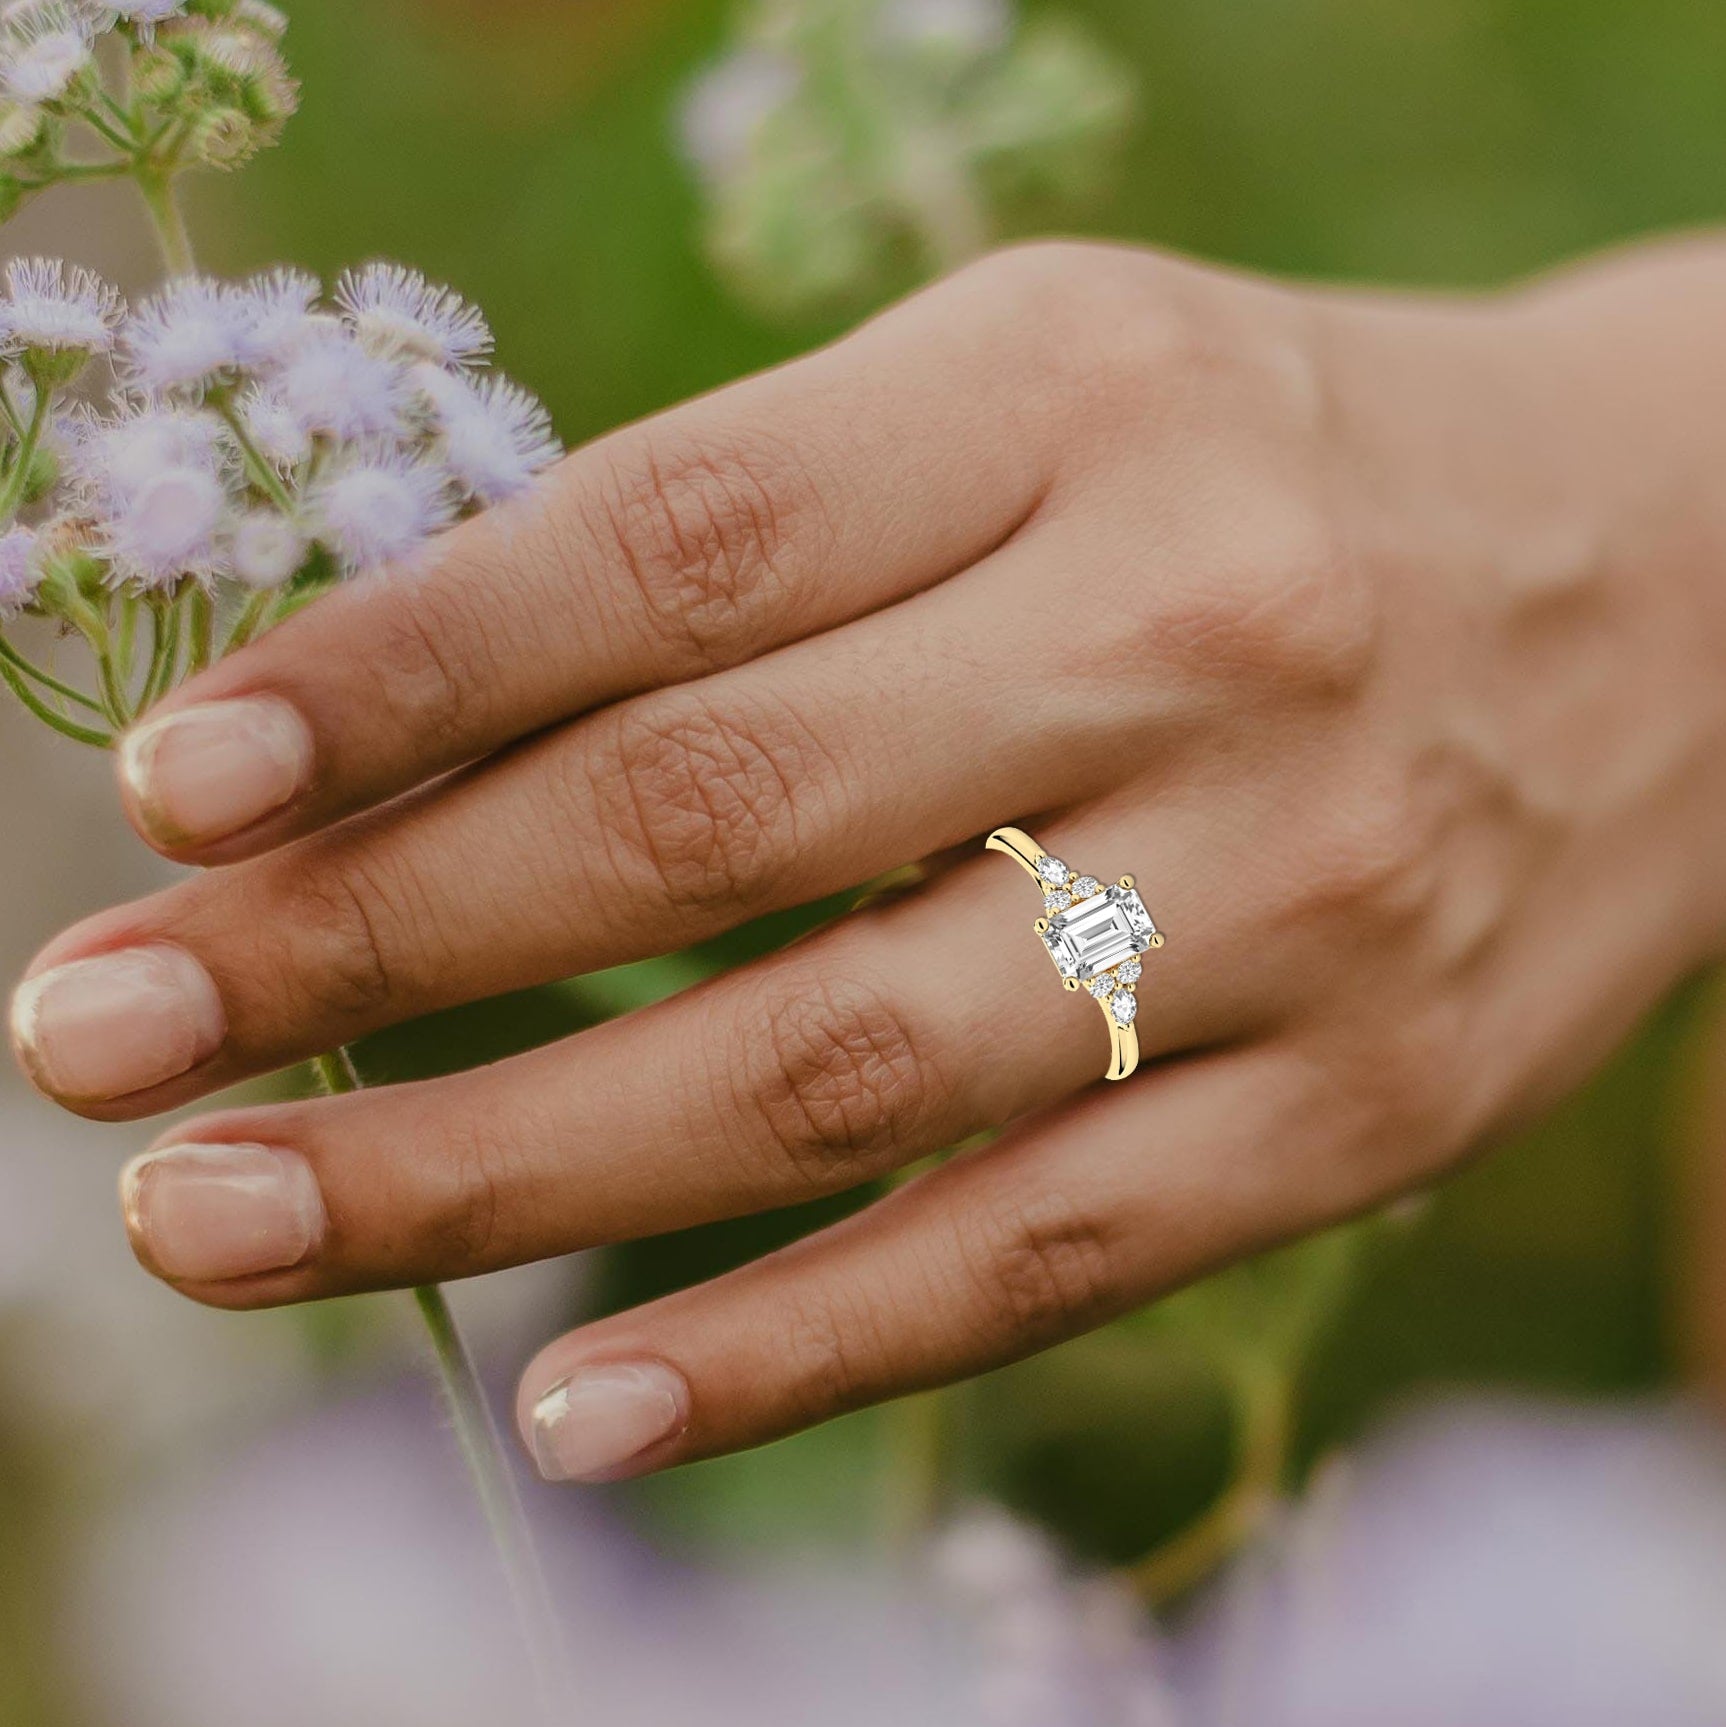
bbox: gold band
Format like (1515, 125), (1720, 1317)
(987, 826), (1163, 1083)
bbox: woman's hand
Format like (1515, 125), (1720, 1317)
(13, 241), (1726, 1482)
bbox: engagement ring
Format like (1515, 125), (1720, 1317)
(986, 826), (1164, 1082)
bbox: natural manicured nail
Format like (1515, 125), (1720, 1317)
(120, 696), (314, 847)
(529, 1363), (689, 1483)
(121, 1142), (325, 1284)
(10, 945), (225, 1102)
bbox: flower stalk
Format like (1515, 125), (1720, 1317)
(0, 0), (569, 1694)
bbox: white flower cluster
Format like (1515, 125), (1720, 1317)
(679, 0), (1135, 316)
(0, 255), (561, 614)
(0, 0), (296, 206)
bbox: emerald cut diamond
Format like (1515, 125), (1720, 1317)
(1040, 884), (1157, 981)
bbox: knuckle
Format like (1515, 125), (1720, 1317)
(1149, 489), (1379, 695)
(588, 429), (821, 673)
(1297, 782), (1436, 935)
(357, 577), (494, 742)
(274, 852), (415, 1025)
(735, 973), (941, 1190)
(777, 1285), (889, 1423)
(959, 1188), (1123, 1347)
(597, 691), (822, 916)
(1324, 1007), (1467, 1180)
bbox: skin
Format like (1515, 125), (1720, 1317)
(15, 238), (1726, 1476)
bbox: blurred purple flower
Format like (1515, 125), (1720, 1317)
(1174, 1398), (1726, 1727)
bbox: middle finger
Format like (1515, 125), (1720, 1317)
(14, 541), (1152, 1117)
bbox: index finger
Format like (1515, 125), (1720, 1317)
(118, 257), (1082, 864)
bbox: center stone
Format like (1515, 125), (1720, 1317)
(1041, 885), (1157, 980)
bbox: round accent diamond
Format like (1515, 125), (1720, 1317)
(1110, 991), (1138, 1026)
(1116, 958), (1142, 986)
(1071, 876), (1101, 900)
(1087, 976), (1116, 999)
(1044, 890), (1072, 913)
(1037, 855), (1071, 887)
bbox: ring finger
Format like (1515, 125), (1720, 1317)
(114, 810), (1254, 1304)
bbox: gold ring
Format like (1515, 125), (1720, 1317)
(986, 826), (1165, 1082)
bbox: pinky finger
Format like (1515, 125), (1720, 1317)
(514, 1044), (1379, 1484)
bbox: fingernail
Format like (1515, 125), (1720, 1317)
(11, 945), (225, 1102)
(121, 1142), (325, 1283)
(529, 1363), (689, 1483)
(120, 696), (314, 847)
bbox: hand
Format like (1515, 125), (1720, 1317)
(13, 241), (1726, 1482)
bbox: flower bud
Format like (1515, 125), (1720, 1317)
(129, 42), (186, 102)
(30, 517), (106, 620)
(0, 100), (44, 158)
(22, 340), (91, 389)
(189, 104), (257, 168)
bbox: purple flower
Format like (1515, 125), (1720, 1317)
(306, 443), (453, 574)
(337, 263), (493, 370)
(1173, 1399), (1726, 1727)
(418, 365), (561, 505)
(0, 256), (123, 358)
(0, 522), (40, 616)
(122, 278), (251, 398)
(274, 322), (410, 442)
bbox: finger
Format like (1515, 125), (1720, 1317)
(510, 1045), (1369, 1482)
(19, 539), (1159, 1116)
(110, 840), (1247, 1304)
(117, 260), (1077, 863)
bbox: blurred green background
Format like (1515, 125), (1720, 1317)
(5, 0), (1726, 1717)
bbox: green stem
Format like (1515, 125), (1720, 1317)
(0, 655), (113, 747)
(134, 167), (196, 277)
(1126, 1364), (1294, 1604)
(75, 104), (136, 153)
(187, 587), (213, 673)
(223, 586), (275, 655)
(140, 600), (181, 710)
(211, 396), (297, 513)
(0, 389), (51, 527)
(311, 1050), (569, 1714)
(0, 635), (107, 715)
(93, 646), (132, 731)
(48, 159), (134, 184)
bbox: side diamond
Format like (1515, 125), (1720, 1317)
(1037, 855), (1071, 887)
(1087, 975), (1116, 999)
(1044, 890), (1072, 913)
(1110, 991), (1138, 1026)
(1116, 958), (1142, 986)
(1071, 876), (1101, 900)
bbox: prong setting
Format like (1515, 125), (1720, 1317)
(988, 827), (1164, 1083)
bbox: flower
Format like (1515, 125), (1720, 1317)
(1174, 1399), (1726, 1727)
(336, 263), (493, 369)
(931, 1507), (1184, 1727)
(230, 267), (320, 367)
(418, 367), (560, 505)
(236, 383), (309, 470)
(67, 399), (226, 510)
(230, 508), (305, 589)
(103, 463), (230, 588)
(0, 256), (123, 360)
(0, 1), (92, 106)
(678, 46), (801, 185)
(306, 444), (452, 574)
(122, 277), (250, 397)
(0, 521), (38, 616)
(875, 0), (1013, 58)
(107, 0), (187, 21)
(275, 323), (409, 442)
